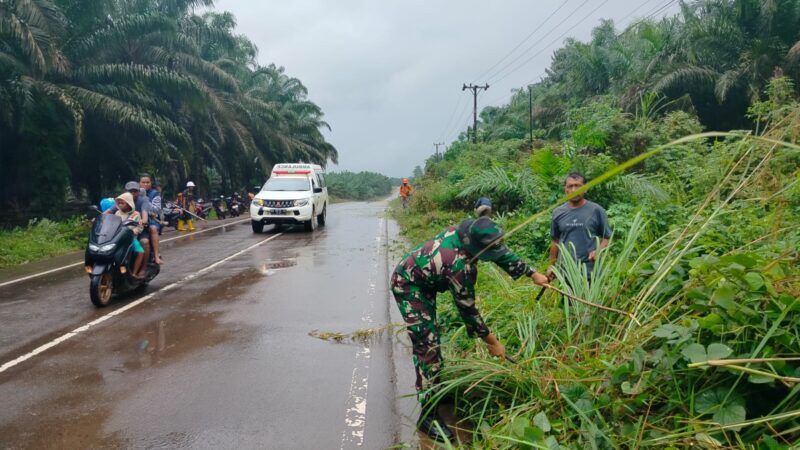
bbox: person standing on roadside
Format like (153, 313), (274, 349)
(391, 197), (548, 442)
(178, 181), (197, 231)
(547, 172), (612, 283)
(399, 178), (413, 209)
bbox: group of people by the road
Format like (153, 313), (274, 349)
(98, 176), (203, 278)
(392, 172), (611, 441)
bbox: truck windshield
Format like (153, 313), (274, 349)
(262, 177), (310, 191)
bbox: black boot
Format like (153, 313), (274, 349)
(417, 408), (454, 443)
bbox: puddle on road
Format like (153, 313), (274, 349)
(257, 258), (297, 276)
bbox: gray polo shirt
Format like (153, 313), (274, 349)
(550, 200), (612, 268)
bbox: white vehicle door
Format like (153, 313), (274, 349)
(311, 176), (321, 211)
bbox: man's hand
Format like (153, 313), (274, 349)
(588, 250), (597, 261)
(545, 266), (557, 281)
(482, 333), (506, 359)
(531, 272), (549, 286)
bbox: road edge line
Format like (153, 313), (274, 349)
(0, 218), (250, 289)
(0, 231), (282, 374)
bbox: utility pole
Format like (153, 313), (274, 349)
(433, 142), (445, 159)
(528, 85), (533, 147)
(462, 83), (489, 143)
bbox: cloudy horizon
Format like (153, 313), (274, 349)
(214, 0), (680, 177)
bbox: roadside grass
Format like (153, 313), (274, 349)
(390, 132), (800, 448)
(0, 217), (90, 269)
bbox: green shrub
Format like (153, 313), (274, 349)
(0, 216), (90, 268)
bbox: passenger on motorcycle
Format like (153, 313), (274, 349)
(114, 192), (146, 278)
(106, 181), (152, 277)
(139, 173), (163, 265)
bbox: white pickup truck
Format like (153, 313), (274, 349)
(250, 163), (328, 233)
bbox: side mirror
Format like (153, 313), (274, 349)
(87, 205), (102, 219)
(313, 187), (323, 194)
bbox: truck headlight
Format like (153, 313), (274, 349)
(294, 199), (309, 207)
(253, 199), (264, 206)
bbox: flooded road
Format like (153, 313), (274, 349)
(0, 201), (419, 449)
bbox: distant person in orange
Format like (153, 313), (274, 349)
(399, 178), (413, 209)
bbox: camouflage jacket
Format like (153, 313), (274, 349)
(393, 218), (534, 337)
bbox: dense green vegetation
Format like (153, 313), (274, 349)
(325, 171), (397, 201)
(0, 217), (88, 268)
(1, 0), (336, 214)
(396, 1), (800, 447)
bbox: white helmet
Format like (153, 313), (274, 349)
(186, 181), (196, 187)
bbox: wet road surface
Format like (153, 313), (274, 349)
(0, 201), (421, 449)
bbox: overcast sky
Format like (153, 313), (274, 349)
(213, 0), (680, 177)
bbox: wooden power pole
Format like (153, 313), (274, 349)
(462, 83), (489, 143)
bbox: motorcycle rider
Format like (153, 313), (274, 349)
(139, 173), (163, 264)
(114, 192), (146, 278)
(177, 181), (197, 231)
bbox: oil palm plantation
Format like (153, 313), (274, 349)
(0, 0), (337, 211)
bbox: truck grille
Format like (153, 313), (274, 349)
(264, 200), (294, 208)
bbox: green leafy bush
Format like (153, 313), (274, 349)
(0, 217), (90, 268)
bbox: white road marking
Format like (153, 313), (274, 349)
(340, 216), (386, 449)
(0, 218), (250, 289)
(0, 231), (282, 374)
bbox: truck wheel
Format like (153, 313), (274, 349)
(252, 220), (264, 233)
(90, 273), (113, 307)
(317, 204), (327, 226)
(304, 210), (317, 232)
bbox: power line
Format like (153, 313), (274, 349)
(471, 0), (571, 83)
(643, 0), (677, 21)
(616, 0), (661, 26)
(437, 93), (467, 143)
(492, 0), (610, 87)
(484, 0), (590, 85)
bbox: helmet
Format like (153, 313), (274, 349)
(402, 178), (409, 184)
(99, 198), (115, 212)
(186, 181), (195, 187)
(234, 192), (239, 196)
(457, 216), (508, 261)
(124, 181), (140, 191)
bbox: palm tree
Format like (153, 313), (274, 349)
(652, 0), (800, 129)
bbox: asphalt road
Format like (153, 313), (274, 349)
(0, 201), (421, 449)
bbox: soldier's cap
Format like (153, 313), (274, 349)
(457, 216), (508, 261)
(473, 197), (492, 209)
(474, 197), (493, 217)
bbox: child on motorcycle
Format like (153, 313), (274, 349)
(115, 192), (146, 278)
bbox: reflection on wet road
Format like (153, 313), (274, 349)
(0, 201), (412, 449)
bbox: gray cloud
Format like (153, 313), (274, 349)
(214, 0), (679, 176)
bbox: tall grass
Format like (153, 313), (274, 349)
(404, 131), (799, 448)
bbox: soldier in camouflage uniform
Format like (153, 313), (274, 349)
(391, 197), (548, 441)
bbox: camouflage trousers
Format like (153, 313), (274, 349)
(390, 273), (441, 406)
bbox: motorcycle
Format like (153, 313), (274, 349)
(195, 198), (209, 220)
(212, 196), (227, 220)
(85, 209), (160, 307)
(227, 196), (241, 217)
(162, 201), (181, 230)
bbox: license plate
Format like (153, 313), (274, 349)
(268, 209), (288, 215)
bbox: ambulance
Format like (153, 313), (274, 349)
(250, 163), (328, 233)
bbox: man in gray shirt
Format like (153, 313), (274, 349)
(547, 172), (612, 281)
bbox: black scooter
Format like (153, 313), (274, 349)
(162, 201), (181, 230)
(227, 196), (242, 217)
(85, 210), (160, 307)
(212, 196), (227, 219)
